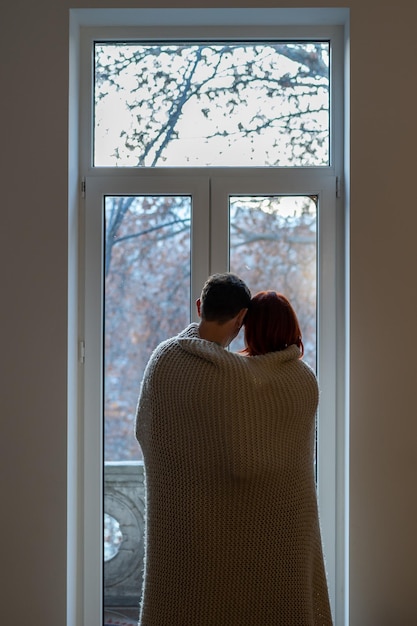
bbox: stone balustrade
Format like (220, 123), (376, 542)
(104, 461), (145, 607)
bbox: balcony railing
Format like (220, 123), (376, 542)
(104, 461), (145, 607)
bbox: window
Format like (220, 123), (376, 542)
(79, 13), (347, 625)
(94, 42), (330, 168)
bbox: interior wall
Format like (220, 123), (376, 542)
(1, 1), (417, 625)
(348, 2), (417, 623)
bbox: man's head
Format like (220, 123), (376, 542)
(198, 273), (251, 323)
(196, 273), (251, 347)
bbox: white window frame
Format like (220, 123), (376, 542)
(76, 12), (348, 626)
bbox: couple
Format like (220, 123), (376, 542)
(135, 273), (332, 625)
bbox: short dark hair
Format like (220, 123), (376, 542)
(200, 273), (251, 323)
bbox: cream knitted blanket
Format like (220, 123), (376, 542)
(136, 324), (332, 625)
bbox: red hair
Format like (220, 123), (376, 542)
(243, 291), (304, 357)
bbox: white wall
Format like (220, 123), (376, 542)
(1, 1), (417, 625)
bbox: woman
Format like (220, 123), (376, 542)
(242, 290), (304, 357)
(239, 290), (333, 624)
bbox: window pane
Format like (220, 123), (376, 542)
(103, 195), (191, 614)
(94, 43), (329, 167)
(229, 195), (317, 371)
(104, 195), (192, 463)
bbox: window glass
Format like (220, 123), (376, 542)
(94, 42), (329, 167)
(229, 195), (317, 371)
(103, 189), (318, 614)
(104, 195), (191, 462)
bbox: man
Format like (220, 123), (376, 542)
(135, 273), (332, 625)
(135, 273), (250, 618)
(195, 272), (251, 347)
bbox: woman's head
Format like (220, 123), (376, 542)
(243, 291), (304, 357)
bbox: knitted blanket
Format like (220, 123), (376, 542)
(136, 324), (332, 625)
